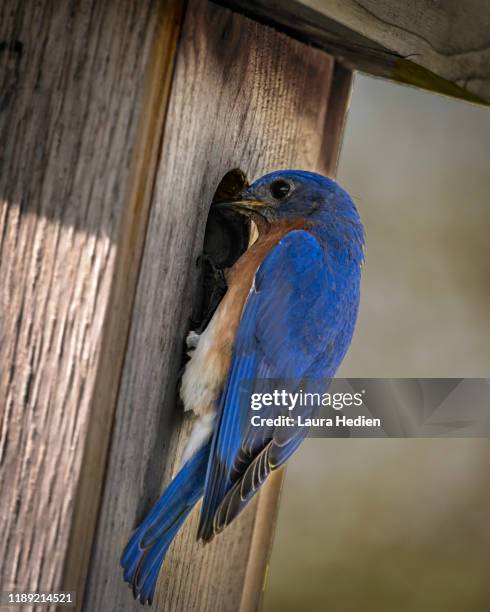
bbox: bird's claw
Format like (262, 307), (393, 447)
(186, 330), (201, 353)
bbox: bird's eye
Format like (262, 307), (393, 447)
(270, 179), (291, 200)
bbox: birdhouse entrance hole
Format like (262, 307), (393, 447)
(190, 169), (250, 333)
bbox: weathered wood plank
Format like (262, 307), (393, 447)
(84, 1), (350, 610)
(219, 0), (490, 104)
(0, 0), (182, 600)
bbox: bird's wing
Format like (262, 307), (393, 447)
(198, 229), (342, 541)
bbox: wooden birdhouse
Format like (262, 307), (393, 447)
(1, 0), (488, 610)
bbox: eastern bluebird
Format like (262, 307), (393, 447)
(121, 170), (364, 603)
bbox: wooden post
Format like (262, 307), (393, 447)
(83, 2), (351, 610)
(0, 0), (184, 601)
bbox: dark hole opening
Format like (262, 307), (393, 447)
(190, 169), (250, 334)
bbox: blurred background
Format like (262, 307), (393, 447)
(264, 73), (490, 611)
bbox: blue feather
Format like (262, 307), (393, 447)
(120, 170), (364, 598)
(121, 442), (210, 604)
(198, 227), (361, 539)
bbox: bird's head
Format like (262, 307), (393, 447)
(215, 170), (364, 253)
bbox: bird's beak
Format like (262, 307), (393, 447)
(213, 191), (267, 216)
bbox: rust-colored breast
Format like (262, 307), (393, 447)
(182, 218), (309, 418)
(210, 219), (308, 376)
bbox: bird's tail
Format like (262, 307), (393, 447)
(121, 442), (210, 604)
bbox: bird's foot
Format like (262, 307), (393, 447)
(186, 330), (201, 354)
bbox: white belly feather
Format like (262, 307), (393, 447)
(178, 218), (297, 464)
(179, 302), (235, 463)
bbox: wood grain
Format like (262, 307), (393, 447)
(0, 0), (182, 603)
(219, 0), (490, 104)
(320, 62), (353, 177)
(84, 2), (350, 610)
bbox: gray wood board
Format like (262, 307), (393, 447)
(83, 1), (349, 611)
(219, 0), (490, 104)
(0, 0), (182, 599)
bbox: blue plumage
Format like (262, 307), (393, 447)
(121, 443), (210, 604)
(121, 170), (364, 603)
